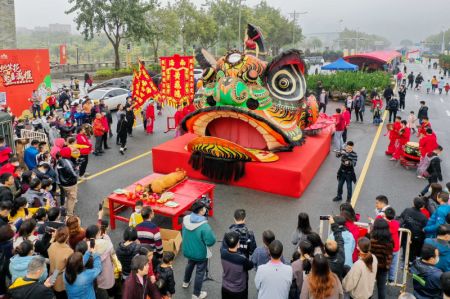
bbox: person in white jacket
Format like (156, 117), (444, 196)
(342, 237), (378, 299)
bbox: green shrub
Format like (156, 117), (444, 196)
(306, 71), (392, 96)
(95, 68), (133, 80)
(439, 54), (450, 69)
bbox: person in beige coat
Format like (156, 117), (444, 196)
(342, 237), (378, 299)
(48, 226), (74, 298)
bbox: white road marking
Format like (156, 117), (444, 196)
(441, 98), (444, 103)
(446, 110), (450, 117)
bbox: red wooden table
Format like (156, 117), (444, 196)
(107, 173), (215, 230)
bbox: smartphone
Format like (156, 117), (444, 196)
(98, 202), (103, 211)
(49, 269), (59, 285)
(319, 215), (330, 221)
(89, 238), (95, 249)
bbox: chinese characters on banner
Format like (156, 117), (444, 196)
(159, 55), (195, 107)
(0, 63), (34, 87)
(131, 61), (161, 109)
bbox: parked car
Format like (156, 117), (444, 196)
(72, 87), (129, 110)
(88, 76), (132, 93)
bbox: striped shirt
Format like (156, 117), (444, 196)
(136, 220), (163, 255)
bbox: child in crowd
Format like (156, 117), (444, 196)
(445, 83), (450, 95)
(425, 80), (432, 94)
(129, 200), (144, 227)
(373, 104), (382, 126)
(41, 179), (56, 208)
(156, 252), (176, 298)
(407, 111), (418, 134)
(138, 247), (156, 283)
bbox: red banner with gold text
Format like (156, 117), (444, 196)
(159, 55), (194, 107)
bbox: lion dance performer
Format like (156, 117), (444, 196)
(391, 120), (410, 160)
(385, 116), (401, 155)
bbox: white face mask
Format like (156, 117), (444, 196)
(435, 256), (440, 264)
(135, 208), (141, 214)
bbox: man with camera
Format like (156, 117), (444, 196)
(182, 201), (216, 299)
(333, 141), (358, 203)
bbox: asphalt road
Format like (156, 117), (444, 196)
(73, 61), (449, 299)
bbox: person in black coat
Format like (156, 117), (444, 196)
(418, 101), (429, 124)
(399, 197), (429, 262)
(125, 97), (135, 137)
(398, 84), (407, 111)
(325, 216), (347, 280)
(116, 227), (141, 278)
(117, 114), (128, 155)
(421, 146), (443, 196)
(383, 85), (394, 104)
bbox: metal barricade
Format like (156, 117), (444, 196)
(319, 219), (412, 293)
(20, 129), (48, 144)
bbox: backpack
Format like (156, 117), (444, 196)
(388, 99), (399, 110)
(231, 226), (254, 256)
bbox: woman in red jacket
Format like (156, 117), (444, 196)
(100, 112), (110, 150)
(76, 125), (92, 177)
(92, 113), (105, 156)
(145, 101), (155, 134)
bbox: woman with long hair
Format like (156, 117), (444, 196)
(291, 213), (312, 248)
(48, 226), (73, 299)
(66, 216), (86, 250)
(64, 250), (102, 299)
(9, 196), (28, 225)
(343, 237), (378, 299)
(340, 202), (360, 262)
(369, 218), (393, 299)
(300, 254), (344, 299)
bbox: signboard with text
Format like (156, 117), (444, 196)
(0, 49), (51, 116)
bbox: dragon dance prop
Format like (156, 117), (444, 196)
(131, 61), (161, 109)
(160, 55), (195, 107)
(180, 24), (319, 182)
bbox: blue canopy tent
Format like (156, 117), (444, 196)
(321, 58), (358, 71)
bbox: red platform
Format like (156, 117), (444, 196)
(152, 132), (331, 198)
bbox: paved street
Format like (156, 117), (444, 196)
(73, 61), (449, 298)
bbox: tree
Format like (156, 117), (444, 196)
(66, 0), (155, 69)
(310, 37), (323, 50)
(143, 5), (180, 62)
(196, 9), (219, 49)
(338, 28), (390, 51)
(175, 0), (201, 54)
(400, 39), (413, 47)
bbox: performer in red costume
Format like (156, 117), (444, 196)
(417, 116), (431, 137)
(174, 105), (184, 137)
(419, 128), (438, 158)
(392, 120), (411, 160)
(385, 116), (402, 155)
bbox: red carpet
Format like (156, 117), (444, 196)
(152, 132), (331, 198)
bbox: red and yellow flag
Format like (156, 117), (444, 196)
(131, 61), (161, 109)
(160, 55), (195, 107)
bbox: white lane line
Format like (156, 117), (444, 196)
(441, 98), (444, 103)
(446, 110), (450, 117)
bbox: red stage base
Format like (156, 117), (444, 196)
(152, 132), (331, 198)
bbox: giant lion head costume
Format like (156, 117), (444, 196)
(181, 24), (319, 181)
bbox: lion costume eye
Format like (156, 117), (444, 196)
(264, 49), (306, 106)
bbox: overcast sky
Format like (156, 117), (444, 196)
(14, 0), (450, 44)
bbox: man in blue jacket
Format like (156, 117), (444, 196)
(424, 192), (450, 238)
(425, 224), (450, 272)
(182, 201), (216, 299)
(411, 243), (443, 299)
(23, 140), (39, 170)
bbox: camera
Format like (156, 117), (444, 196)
(336, 150), (352, 167)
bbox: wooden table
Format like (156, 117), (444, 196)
(107, 173), (215, 230)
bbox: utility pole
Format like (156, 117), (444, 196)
(238, 0), (245, 51)
(289, 11), (307, 47)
